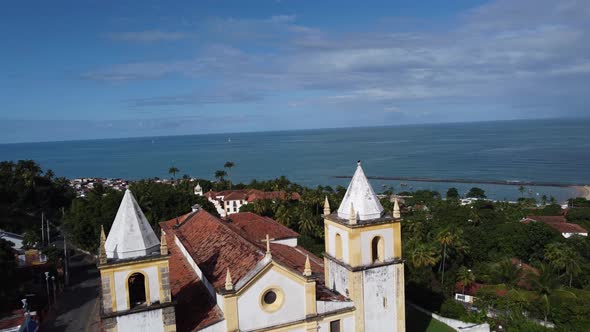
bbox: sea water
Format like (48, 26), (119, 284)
(1, 118), (589, 202)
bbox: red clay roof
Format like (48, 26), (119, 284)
(524, 215), (587, 234)
(205, 189), (300, 203)
(161, 210), (264, 290)
(166, 230), (224, 331)
(225, 212), (299, 242)
(525, 215), (567, 223)
(160, 209), (347, 304)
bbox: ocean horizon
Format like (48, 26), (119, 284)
(1, 118), (589, 202)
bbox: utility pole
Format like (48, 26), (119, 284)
(63, 233), (69, 286)
(45, 272), (50, 308)
(52, 276), (56, 305)
(46, 219), (50, 245)
(41, 212), (45, 246)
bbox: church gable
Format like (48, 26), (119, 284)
(236, 263), (306, 331)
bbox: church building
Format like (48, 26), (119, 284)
(98, 162), (405, 331)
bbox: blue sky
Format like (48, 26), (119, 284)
(1, 0), (589, 143)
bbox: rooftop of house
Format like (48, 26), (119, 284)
(523, 215), (588, 234)
(204, 189), (300, 203)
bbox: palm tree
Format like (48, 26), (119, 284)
(497, 259), (521, 288)
(409, 242), (440, 269)
(168, 166), (179, 179)
(518, 185), (526, 198)
(224, 161), (235, 189)
(541, 195), (548, 206)
(456, 266), (475, 294)
(528, 263), (560, 323)
(545, 242), (582, 287)
(436, 228), (466, 286)
(214, 170), (227, 182)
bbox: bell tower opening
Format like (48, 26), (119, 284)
(371, 236), (384, 263)
(128, 273), (147, 308)
(335, 233), (343, 260)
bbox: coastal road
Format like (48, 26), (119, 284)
(43, 253), (101, 332)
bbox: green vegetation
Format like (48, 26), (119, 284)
(406, 305), (454, 332)
(4, 159), (590, 330)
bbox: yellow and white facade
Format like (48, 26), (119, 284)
(98, 190), (176, 332)
(324, 162), (405, 332)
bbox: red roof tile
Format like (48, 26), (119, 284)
(166, 231), (224, 332)
(526, 215), (566, 223)
(225, 212), (299, 242)
(161, 210), (347, 303)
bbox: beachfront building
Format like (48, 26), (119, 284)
(522, 215), (588, 238)
(97, 162), (405, 331)
(204, 189), (300, 217)
(99, 190), (176, 332)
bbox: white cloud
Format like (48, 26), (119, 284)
(109, 30), (190, 42)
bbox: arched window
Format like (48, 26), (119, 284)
(335, 233), (343, 260)
(128, 273), (147, 308)
(371, 236), (384, 263)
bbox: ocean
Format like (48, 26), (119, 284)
(1, 118), (589, 202)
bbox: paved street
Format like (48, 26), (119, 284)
(43, 253), (101, 332)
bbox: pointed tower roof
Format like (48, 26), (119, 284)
(337, 161), (384, 221)
(105, 189), (160, 259)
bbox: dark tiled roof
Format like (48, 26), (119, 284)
(224, 212), (299, 242)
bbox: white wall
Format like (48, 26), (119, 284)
(198, 320), (226, 332)
(562, 232), (588, 238)
(327, 259), (349, 297)
(363, 265), (397, 332)
(237, 267), (305, 331)
(327, 225), (349, 264)
(116, 308), (164, 332)
(114, 266), (160, 311)
(360, 228), (394, 265)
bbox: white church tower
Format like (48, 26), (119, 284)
(194, 183), (203, 196)
(98, 190), (176, 332)
(324, 161), (405, 332)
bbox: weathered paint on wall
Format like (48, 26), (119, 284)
(327, 259), (349, 296)
(362, 265), (397, 332)
(116, 308), (164, 332)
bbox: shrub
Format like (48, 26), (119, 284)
(439, 299), (467, 319)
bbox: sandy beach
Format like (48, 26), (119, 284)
(573, 185), (590, 199)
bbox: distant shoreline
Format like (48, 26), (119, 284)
(334, 175), (587, 188)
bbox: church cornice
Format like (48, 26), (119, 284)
(324, 252), (404, 272)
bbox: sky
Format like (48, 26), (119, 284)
(1, 0), (589, 143)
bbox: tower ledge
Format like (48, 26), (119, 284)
(324, 212), (398, 228)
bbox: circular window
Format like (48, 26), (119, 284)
(263, 290), (277, 304)
(260, 287), (284, 312)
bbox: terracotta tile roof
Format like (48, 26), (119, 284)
(166, 231), (224, 331)
(524, 215), (587, 234)
(525, 215), (567, 223)
(204, 189), (300, 203)
(161, 210), (265, 290)
(224, 212), (299, 242)
(161, 209), (347, 303)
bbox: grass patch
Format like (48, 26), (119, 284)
(406, 305), (455, 332)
